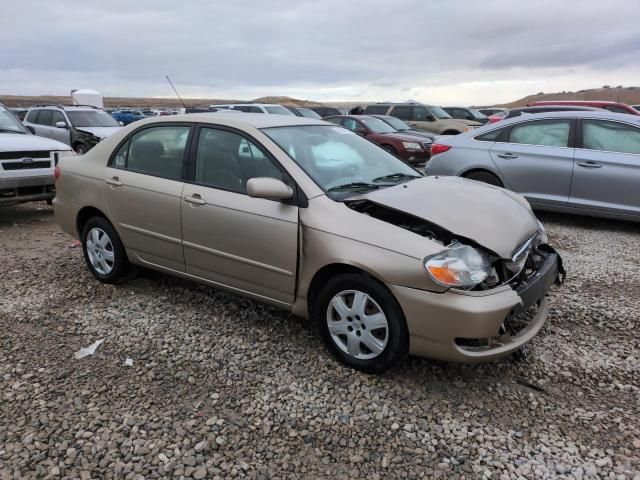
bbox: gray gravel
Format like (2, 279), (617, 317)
(1, 202), (639, 479)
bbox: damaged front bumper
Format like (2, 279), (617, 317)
(389, 247), (564, 363)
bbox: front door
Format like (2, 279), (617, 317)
(49, 111), (72, 145)
(102, 124), (192, 271)
(489, 118), (575, 207)
(181, 126), (298, 305)
(570, 119), (640, 217)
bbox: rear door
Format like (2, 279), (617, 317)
(180, 125), (299, 304)
(102, 123), (192, 271)
(489, 118), (575, 206)
(33, 110), (55, 140)
(569, 119), (640, 217)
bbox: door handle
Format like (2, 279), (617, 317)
(576, 161), (602, 169)
(497, 152), (518, 159)
(183, 194), (206, 205)
(104, 177), (123, 186)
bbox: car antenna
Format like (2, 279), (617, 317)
(165, 75), (187, 109)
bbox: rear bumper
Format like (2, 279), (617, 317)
(52, 196), (82, 239)
(391, 252), (561, 362)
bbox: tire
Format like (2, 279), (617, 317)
(464, 170), (503, 187)
(381, 144), (397, 156)
(81, 216), (129, 283)
(74, 144), (87, 155)
(313, 273), (409, 373)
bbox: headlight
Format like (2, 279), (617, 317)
(402, 141), (422, 151)
(424, 242), (491, 288)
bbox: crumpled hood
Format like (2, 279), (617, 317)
(0, 133), (71, 152)
(362, 176), (540, 259)
(75, 126), (122, 139)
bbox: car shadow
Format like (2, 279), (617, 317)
(0, 202), (52, 227)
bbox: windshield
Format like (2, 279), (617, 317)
(380, 116), (410, 131)
(67, 111), (119, 127)
(0, 106), (29, 134)
(265, 105), (295, 116)
(262, 125), (420, 199)
(469, 108), (488, 120)
(427, 105), (452, 119)
(298, 108), (322, 119)
(359, 117), (396, 134)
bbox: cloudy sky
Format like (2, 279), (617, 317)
(2, 0), (640, 104)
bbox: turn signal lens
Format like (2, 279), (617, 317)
(425, 243), (491, 288)
(54, 166), (61, 182)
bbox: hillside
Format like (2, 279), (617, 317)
(499, 86), (640, 108)
(0, 94), (322, 109)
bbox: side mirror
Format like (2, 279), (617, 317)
(118, 121), (124, 126)
(426, 115), (436, 122)
(247, 177), (294, 201)
(55, 121), (68, 129)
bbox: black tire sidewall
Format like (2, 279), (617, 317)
(465, 171), (503, 187)
(314, 274), (409, 373)
(81, 217), (129, 283)
(75, 144), (87, 155)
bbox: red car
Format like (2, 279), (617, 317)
(324, 115), (431, 165)
(528, 100), (639, 115)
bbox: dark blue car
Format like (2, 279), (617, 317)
(112, 109), (145, 125)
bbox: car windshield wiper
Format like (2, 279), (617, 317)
(327, 182), (383, 192)
(372, 173), (421, 183)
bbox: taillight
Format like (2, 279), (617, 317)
(430, 144), (451, 156)
(54, 166), (61, 182)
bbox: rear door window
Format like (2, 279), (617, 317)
(508, 120), (571, 147)
(114, 125), (191, 180)
(582, 120), (640, 154)
(390, 106), (412, 120)
(37, 110), (53, 126)
(25, 110), (39, 124)
(363, 105), (389, 115)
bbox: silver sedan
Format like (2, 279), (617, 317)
(425, 111), (640, 222)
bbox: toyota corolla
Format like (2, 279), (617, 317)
(53, 114), (564, 373)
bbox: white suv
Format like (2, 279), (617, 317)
(0, 104), (74, 205)
(209, 103), (295, 115)
(23, 105), (122, 154)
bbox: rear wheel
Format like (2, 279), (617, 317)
(74, 143), (88, 155)
(81, 217), (129, 283)
(313, 274), (409, 373)
(464, 170), (503, 187)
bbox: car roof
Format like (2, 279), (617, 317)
(530, 100), (630, 107)
(473, 110), (640, 132)
(511, 105), (601, 112)
(210, 103), (287, 108)
(138, 112), (329, 129)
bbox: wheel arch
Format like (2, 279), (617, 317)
(305, 262), (394, 318)
(441, 129), (462, 135)
(76, 206), (111, 237)
(460, 167), (505, 187)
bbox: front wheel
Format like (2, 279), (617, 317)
(313, 274), (409, 373)
(81, 217), (129, 283)
(74, 144), (88, 155)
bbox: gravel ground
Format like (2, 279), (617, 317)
(1, 202), (639, 480)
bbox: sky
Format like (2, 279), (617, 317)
(2, 0), (640, 105)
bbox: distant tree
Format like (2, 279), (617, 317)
(602, 85), (611, 89)
(616, 85), (622, 88)
(536, 92), (544, 95)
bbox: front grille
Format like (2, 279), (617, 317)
(0, 151), (51, 160)
(2, 161), (51, 170)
